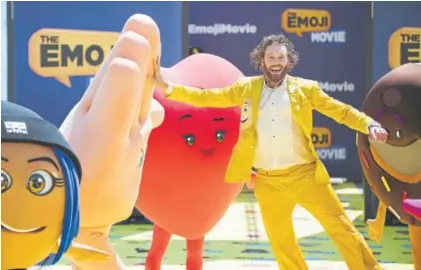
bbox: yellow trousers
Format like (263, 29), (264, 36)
(254, 162), (381, 270)
(410, 225), (421, 270)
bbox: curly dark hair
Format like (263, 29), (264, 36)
(250, 34), (299, 72)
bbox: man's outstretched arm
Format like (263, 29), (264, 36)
(154, 58), (243, 108)
(307, 82), (387, 141)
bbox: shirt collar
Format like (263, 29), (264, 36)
(263, 77), (287, 91)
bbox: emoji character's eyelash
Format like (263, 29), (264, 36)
(55, 177), (65, 187)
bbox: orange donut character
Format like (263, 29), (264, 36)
(357, 63), (421, 269)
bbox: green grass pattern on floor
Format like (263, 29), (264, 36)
(58, 182), (414, 266)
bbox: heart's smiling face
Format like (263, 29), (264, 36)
(357, 63), (421, 225)
(136, 54), (244, 238)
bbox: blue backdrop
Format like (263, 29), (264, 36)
(373, 2), (421, 82)
(189, 1), (370, 179)
(11, 1), (184, 127)
(10, 2), (421, 180)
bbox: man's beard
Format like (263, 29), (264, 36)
(262, 64), (287, 87)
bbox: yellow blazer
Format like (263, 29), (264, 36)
(165, 75), (374, 184)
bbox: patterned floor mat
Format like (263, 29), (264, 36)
(33, 183), (414, 269)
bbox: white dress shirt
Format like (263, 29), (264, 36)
(253, 79), (314, 170)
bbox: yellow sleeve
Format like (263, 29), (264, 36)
(164, 80), (243, 108)
(309, 82), (374, 134)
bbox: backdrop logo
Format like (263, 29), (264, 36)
(318, 81), (355, 93)
(389, 27), (421, 69)
(311, 127), (331, 148)
(188, 23), (257, 36)
(282, 9), (330, 37)
(317, 147), (347, 161)
(28, 28), (119, 87)
(281, 9), (346, 44)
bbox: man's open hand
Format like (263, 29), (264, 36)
(153, 56), (169, 90)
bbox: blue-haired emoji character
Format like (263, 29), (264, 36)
(1, 101), (107, 270)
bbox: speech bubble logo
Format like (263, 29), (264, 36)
(311, 127), (332, 148)
(28, 28), (119, 87)
(389, 27), (421, 69)
(281, 9), (331, 37)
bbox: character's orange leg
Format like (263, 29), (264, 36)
(145, 225), (172, 270)
(186, 237), (204, 270)
(409, 225), (421, 270)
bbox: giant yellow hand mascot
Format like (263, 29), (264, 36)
(60, 14), (164, 269)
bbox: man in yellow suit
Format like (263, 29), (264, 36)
(153, 34), (388, 270)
